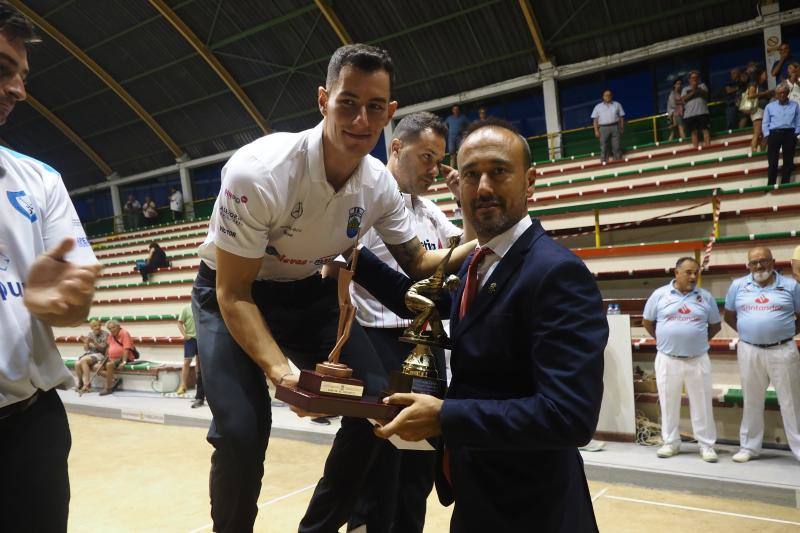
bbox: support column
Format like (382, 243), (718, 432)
(179, 164), (195, 219)
(762, 1), (782, 89)
(540, 62), (562, 160)
(109, 182), (123, 233)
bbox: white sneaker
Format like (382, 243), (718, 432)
(657, 444), (680, 458)
(732, 449), (757, 463)
(701, 448), (718, 463)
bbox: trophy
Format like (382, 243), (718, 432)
(386, 236), (461, 399)
(275, 247), (402, 419)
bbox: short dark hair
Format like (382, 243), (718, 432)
(0, 2), (38, 44)
(393, 112), (447, 144)
(326, 44), (394, 92)
(460, 117), (532, 168)
(602, 88), (612, 96)
(675, 256), (699, 269)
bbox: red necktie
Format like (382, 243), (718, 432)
(458, 247), (494, 319)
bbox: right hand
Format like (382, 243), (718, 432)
(594, 130), (600, 139)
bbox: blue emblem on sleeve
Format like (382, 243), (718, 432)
(346, 207), (365, 238)
(7, 190), (37, 222)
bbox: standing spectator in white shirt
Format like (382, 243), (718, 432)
(0, 4), (102, 530)
(142, 195), (158, 225)
(169, 187), (183, 221)
(642, 257), (721, 462)
(724, 246), (800, 462)
(666, 79), (686, 141)
(681, 71), (711, 148)
(591, 89), (625, 163)
(123, 194), (141, 229)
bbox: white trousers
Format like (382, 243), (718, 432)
(655, 352), (717, 448)
(737, 341), (800, 460)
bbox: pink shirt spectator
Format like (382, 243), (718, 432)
(107, 328), (135, 361)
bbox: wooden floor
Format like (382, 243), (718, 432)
(67, 413), (800, 532)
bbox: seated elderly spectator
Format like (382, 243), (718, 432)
(136, 242), (169, 282)
(142, 195), (158, 225)
(102, 320), (136, 396)
(75, 319), (109, 393)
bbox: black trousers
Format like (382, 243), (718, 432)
(194, 354), (204, 401)
(348, 327), (445, 533)
(767, 128), (797, 186)
(0, 388), (71, 533)
(192, 263), (388, 533)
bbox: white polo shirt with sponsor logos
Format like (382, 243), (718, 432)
(198, 122), (416, 281)
(643, 281), (721, 357)
(724, 272), (800, 345)
(352, 193), (462, 329)
(0, 147), (97, 408)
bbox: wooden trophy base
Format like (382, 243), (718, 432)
(274, 369), (401, 419)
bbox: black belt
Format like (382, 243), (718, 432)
(744, 337), (794, 348)
(0, 389), (41, 420)
(598, 123), (619, 127)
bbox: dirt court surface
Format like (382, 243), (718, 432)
(67, 414), (800, 532)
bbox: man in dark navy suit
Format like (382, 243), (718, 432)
(358, 118), (608, 532)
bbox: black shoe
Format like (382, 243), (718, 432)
(191, 399), (204, 408)
(111, 378), (122, 391)
(310, 416), (331, 425)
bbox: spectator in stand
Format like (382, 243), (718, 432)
(123, 194), (141, 229)
(772, 42), (797, 83)
(762, 82), (800, 186)
(169, 187), (183, 221)
(477, 106), (488, 120)
(724, 246), (800, 462)
(75, 319), (109, 393)
(792, 245), (800, 282)
(642, 257), (721, 462)
(666, 78), (686, 140)
(743, 68), (773, 153)
(177, 304), (204, 408)
(785, 62), (800, 105)
(142, 195), (158, 225)
(681, 71), (711, 148)
(136, 242), (169, 282)
(102, 320), (136, 396)
(591, 89), (625, 162)
(722, 68), (748, 130)
(444, 104), (470, 166)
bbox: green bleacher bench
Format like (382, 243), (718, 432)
(724, 388), (780, 409)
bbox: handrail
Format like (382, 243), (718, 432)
(526, 101), (725, 142)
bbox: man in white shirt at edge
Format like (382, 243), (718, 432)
(0, 4), (102, 531)
(169, 186), (183, 220)
(642, 257), (721, 462)
(346, 112), (475, 533)
(724, 246), (800, 463)
(192, 44), (476, 533)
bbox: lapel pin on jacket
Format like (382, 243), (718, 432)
(488, 282), (497, 294)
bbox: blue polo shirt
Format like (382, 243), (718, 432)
(643, 281), (721, 357)
(724, 273), (800, 345)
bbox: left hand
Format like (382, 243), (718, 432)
(23, 238), (102, 323)
(374, 393), (443, 441)
(441, 164), (461, 204)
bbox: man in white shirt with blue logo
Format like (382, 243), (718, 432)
(0, 4), (101, 531)
(724, 246), (800, 462)
(193, 44), (476, 532)
(643, 257), (721, 462)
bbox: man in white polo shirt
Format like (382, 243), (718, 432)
(0, 4), (101, 530)
(347, 112), (473, 533)
(591, 89), (625, 163)
(642, 257), (721, 462)
(724, 246), (800, 462)
(193, 44), (476, 532)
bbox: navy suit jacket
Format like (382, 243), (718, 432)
(355, 219), (608, 532)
